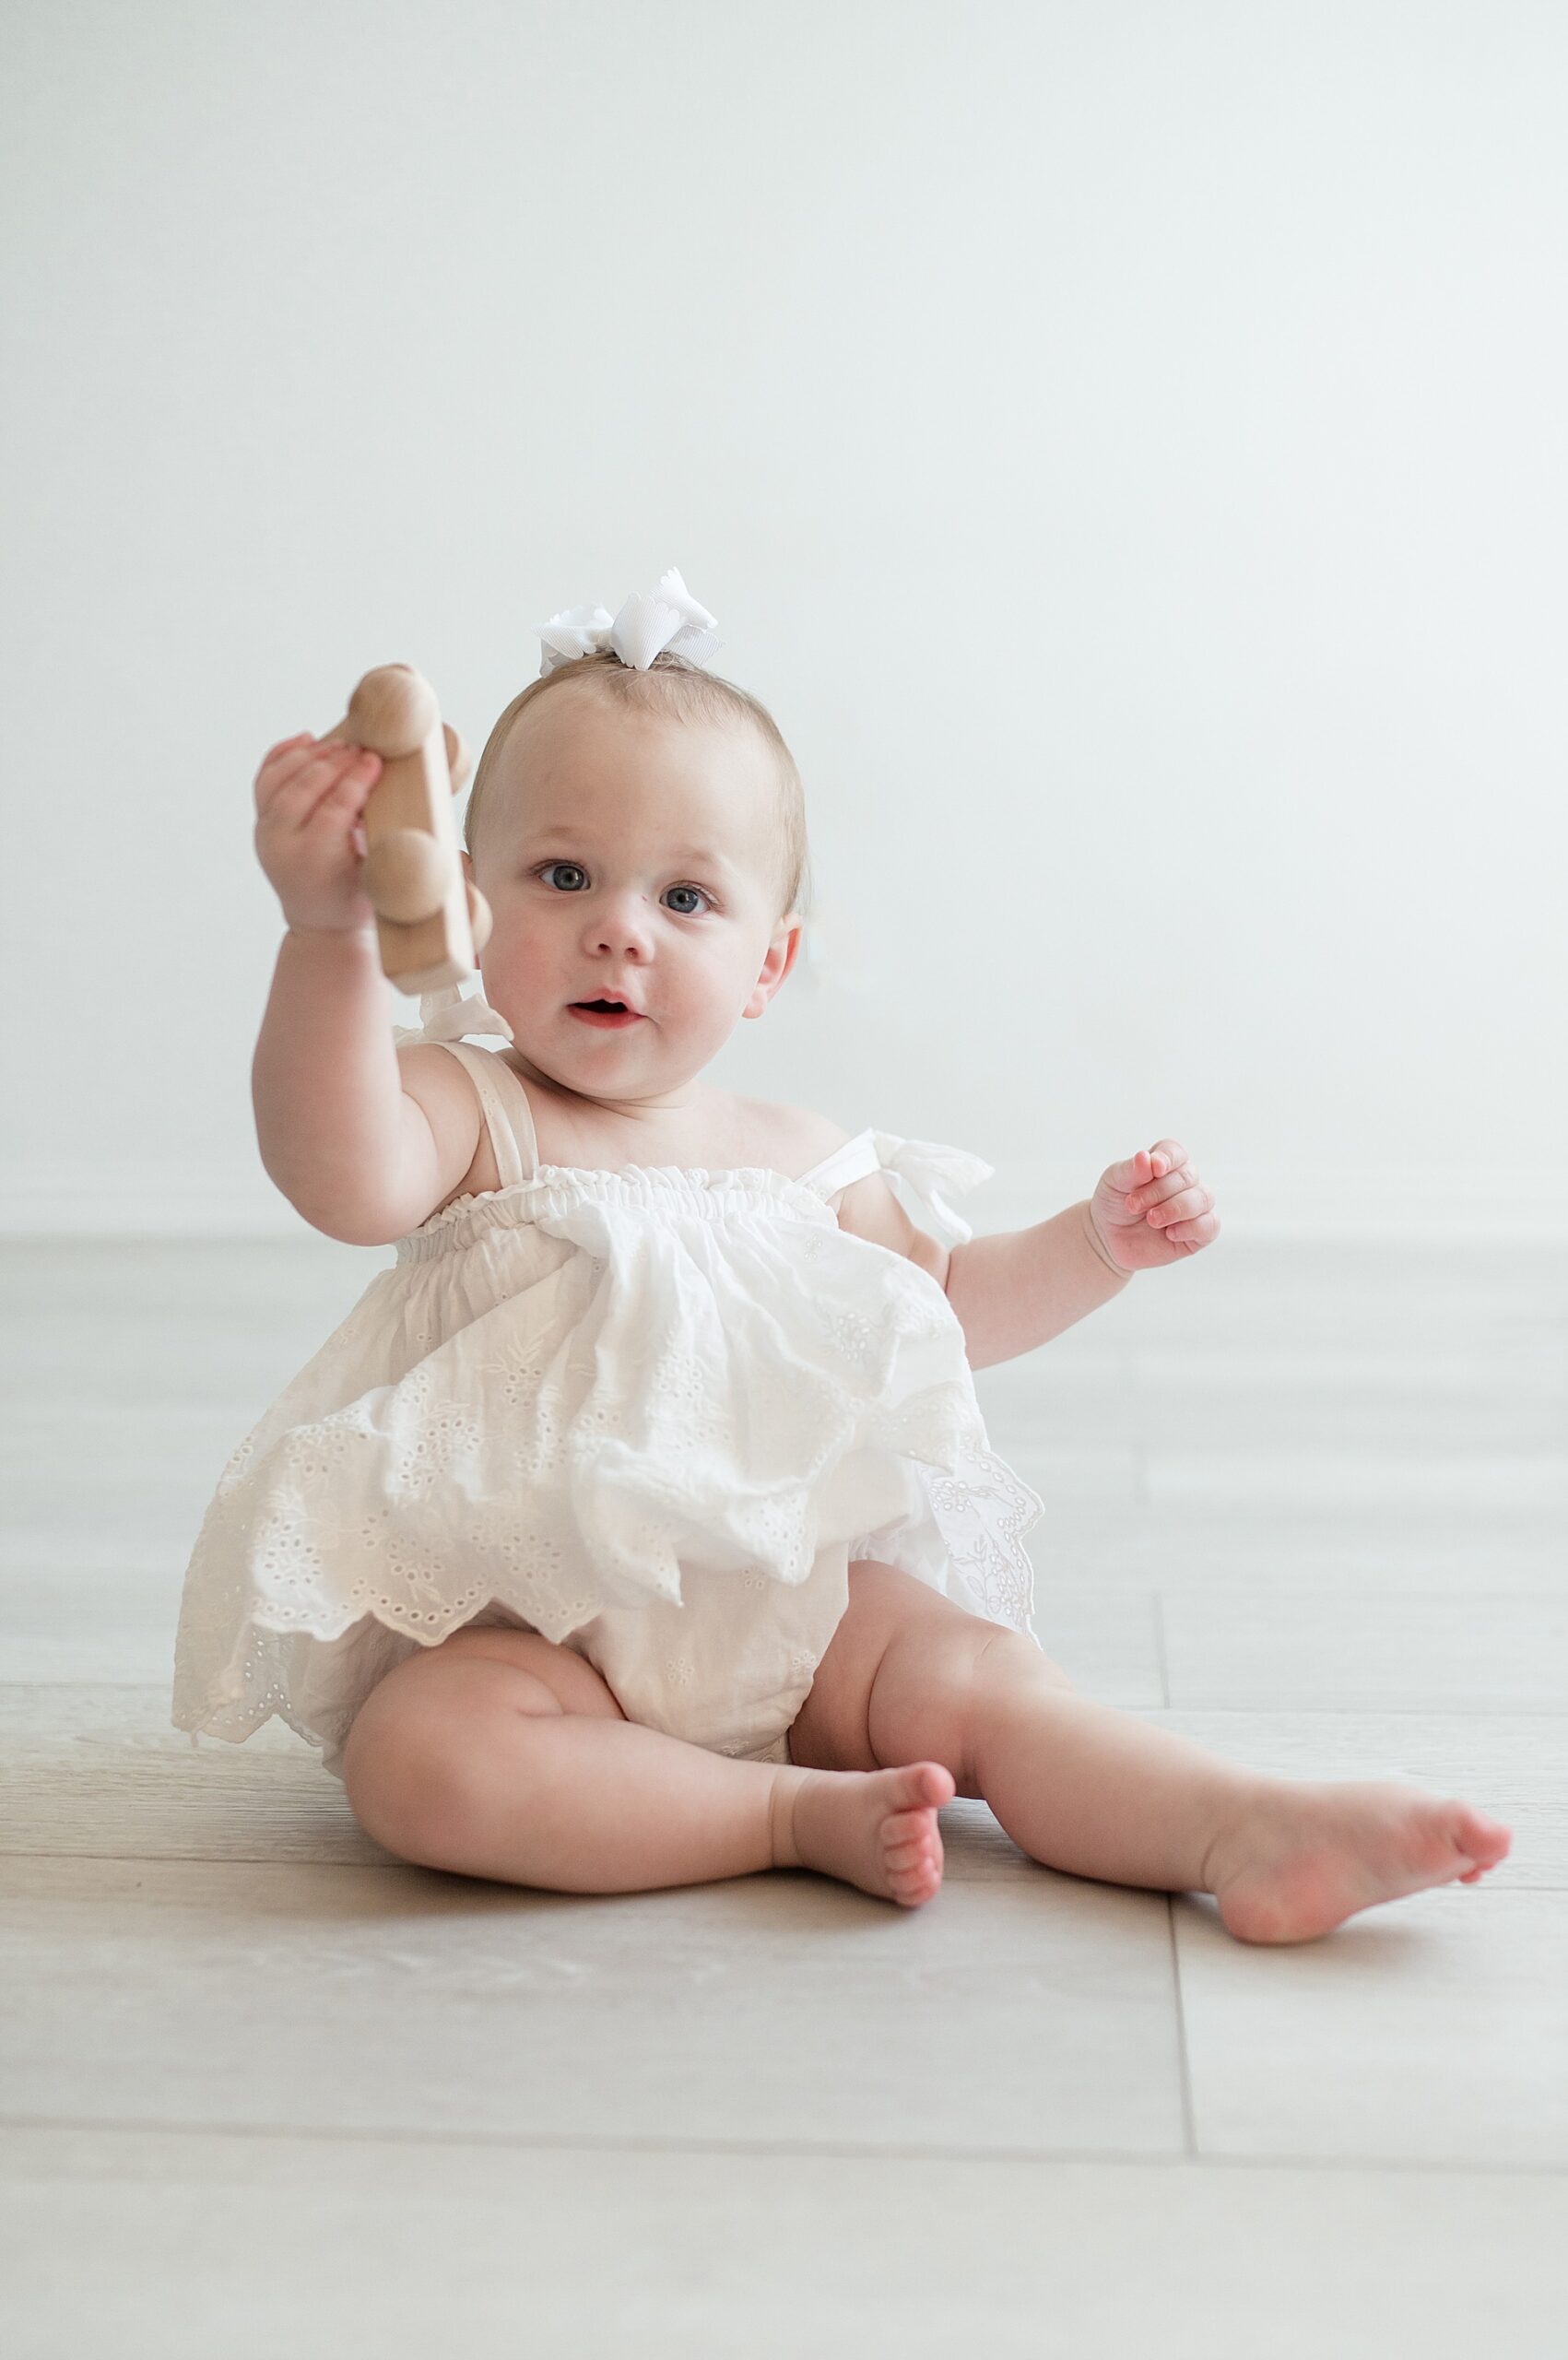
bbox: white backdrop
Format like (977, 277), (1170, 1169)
(3, 1), (1563, 1239)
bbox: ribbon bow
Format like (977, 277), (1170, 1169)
(392, 983), (515, 1048)
(870, 1131), (996, 1246)
(535, 565), (721, 678)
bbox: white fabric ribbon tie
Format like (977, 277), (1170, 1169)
(535, 565), (722, 678)
(870, 1131), (994, 1245)
(392, 984), (514, 1048)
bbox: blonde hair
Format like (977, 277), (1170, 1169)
(462, 651), (812, 926)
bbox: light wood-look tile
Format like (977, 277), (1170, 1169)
(3, 1233), (1564, 2346)
(1009, 1499), (1568, 1594)
(1176, 1886), (1568, 2165)
(0, 1567), (187, 1681)
(0, 1682), (1113, 1874)
(1, 1854), (1185, 2157)
(5, 2128), (1567, 2360)
(1146, 1446), (1568, 1511)
(1161, 1587), (1568, 1712)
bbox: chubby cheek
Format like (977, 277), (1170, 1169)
(691, 948), (761, 1030)
(666, 932), (733, 997)
(480, 911), (560, 1008)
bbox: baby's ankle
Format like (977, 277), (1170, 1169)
(1197, 1776), (1297, 1894)
(767, 1764), (816, 1870)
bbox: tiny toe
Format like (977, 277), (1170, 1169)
(1455, 1806), (1513, 1864)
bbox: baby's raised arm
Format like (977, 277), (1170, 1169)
(251, 734), (478, 1244)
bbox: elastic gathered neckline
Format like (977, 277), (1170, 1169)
(395, 1162), (839, 1263)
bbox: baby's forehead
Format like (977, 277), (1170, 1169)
(494, 694), (773, 856)
(513, 685), (743, 776)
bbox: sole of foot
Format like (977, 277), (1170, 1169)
(788, 1760), (957, 1907)
(1208, 1780), (1514, 1945)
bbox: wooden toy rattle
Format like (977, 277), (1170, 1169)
(318, 663), (490, 995)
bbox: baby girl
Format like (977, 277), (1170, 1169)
(173, 569), (1512, 1942)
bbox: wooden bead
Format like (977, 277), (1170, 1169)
(443, 723), (471, 793)
(363, 827), (450, 925)
(319, 663), (476, 992)
(342, 664), (440, 759)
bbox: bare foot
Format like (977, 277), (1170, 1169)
(1203, 1778), (1514, 1944)
(771, 1762), (958, 1907)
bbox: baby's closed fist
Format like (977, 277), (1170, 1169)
(1087, 1141), (1220, 1273)
(253, 732), (384, 936)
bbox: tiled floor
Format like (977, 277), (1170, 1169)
(2, 1235), (1565, 2354)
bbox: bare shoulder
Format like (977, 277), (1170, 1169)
(760, 1100), (857, 1172)
(762, 1101), (949, 1286)
(395, 1043), (486, 1214)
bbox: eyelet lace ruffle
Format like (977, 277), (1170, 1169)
(172, 1139), (1043, 1776)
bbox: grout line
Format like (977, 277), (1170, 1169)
(1150, 1593), (1171, 1709)
(0, 2113), (1564, 2177)
(1167, 1898), (1197, 2159)
(1129, 1705), (1568, 1720)
(6, 1850), (1565, 1897)
(0, 1840), (1558, 1897)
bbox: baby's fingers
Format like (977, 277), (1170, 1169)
(1128, 1161), (1199, 1211)
(252, 734), (318, 802)
(262, 731), (314, 765)
(300, 746), (383, 828)
(1161, 1210), (1221, 1249)
(1107, 1147), (1156, 1192)
(253, 737), (332, 812)
(1144, 1183), (1209, 1227)
(263, 742), (380, 827)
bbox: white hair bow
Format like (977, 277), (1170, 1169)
(535, 565), (722, 678)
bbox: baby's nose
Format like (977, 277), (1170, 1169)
(589, 897), (655, 950)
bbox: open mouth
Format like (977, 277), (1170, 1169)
(568, 999), (643, 1028)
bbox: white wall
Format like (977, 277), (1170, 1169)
(3, 1), (1563, 1241)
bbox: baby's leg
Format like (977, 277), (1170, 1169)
(341, 1625), (955, 1906)
(959, 1637), (1514, 1943)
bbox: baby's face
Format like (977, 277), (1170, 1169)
(461, 687), (802, 1110)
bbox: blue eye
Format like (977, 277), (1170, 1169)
(536, 863), (713, 914)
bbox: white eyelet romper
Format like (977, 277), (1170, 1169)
(172, 988), (1045, 1780)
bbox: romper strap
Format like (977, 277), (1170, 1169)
(475, 1049), (541, 1181)
(424, 1043), (540, 1189)
(796, 1127), (882, 1196)
(392, 984), (538, 1189)
(800, 1127), (996, 1245)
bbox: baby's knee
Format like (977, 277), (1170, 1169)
(341, 1649), (558, 1863)
(974, 1629), (1076, 1704)
(437, 1622), (628, 1721)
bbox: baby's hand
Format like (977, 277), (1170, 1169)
(253, 730), (384, 937)
(1087, 1141), (1220, 1273)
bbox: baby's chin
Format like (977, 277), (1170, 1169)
(498, 1005), (658, 1087)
